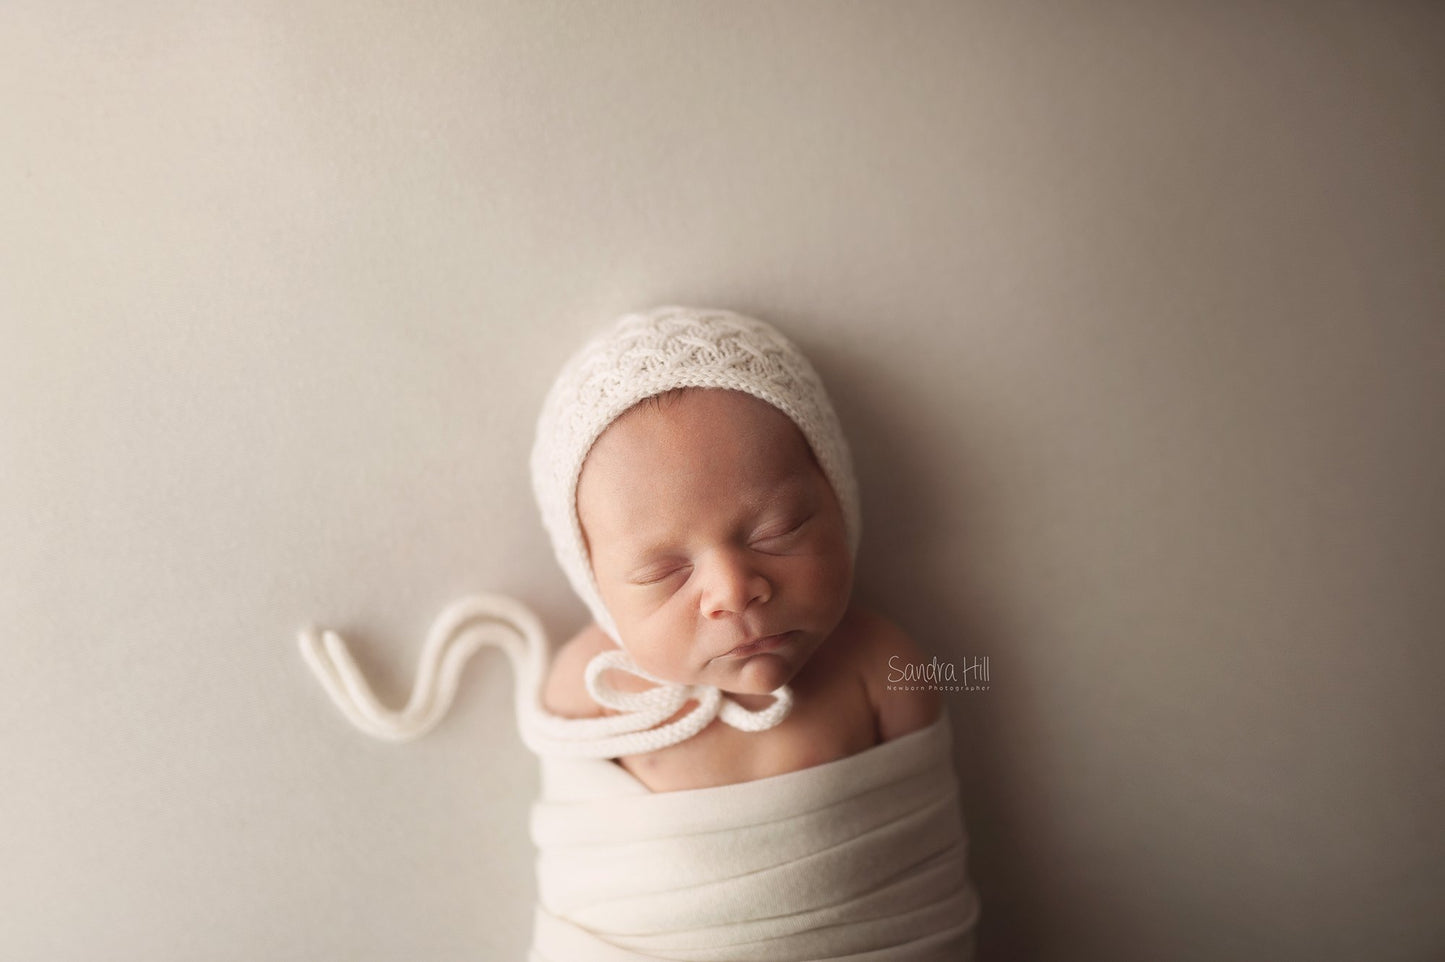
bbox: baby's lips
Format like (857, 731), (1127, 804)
(722, 630), (797, 658)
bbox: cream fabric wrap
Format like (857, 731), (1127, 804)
(299, 596), (980, 960)
(528, 713), (980, 962)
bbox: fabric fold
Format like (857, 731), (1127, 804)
(529, 713), (980, 962)
(297, 594), (981, 961)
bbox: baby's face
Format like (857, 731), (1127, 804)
(577, 389), (853, 695)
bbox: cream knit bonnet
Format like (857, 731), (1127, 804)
(297, 305), (859, 754)
(531, 305), (862, 643)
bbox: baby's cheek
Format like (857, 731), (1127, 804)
(824, 563), (855, 611)
(788, 554), (852, 613)
(628, 618), (697, 682)
(642, 646), (697, 686)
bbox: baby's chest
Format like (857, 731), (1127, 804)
(618, 686), (877, 792)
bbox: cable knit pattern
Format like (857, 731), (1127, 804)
(530, 305), (861, 642)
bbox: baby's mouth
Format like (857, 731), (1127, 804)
(722, 631), (797, 659)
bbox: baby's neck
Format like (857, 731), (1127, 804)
(724, 690), (783, 712)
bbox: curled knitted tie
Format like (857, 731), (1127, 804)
(297, 594), (793, 758)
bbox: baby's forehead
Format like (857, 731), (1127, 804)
(579, 396), (825, 552)
(594, 388), (813, 458)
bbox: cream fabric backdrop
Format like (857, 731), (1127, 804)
(3, 2), (1441, 960)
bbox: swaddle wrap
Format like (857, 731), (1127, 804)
(531, 712), (979, 962)
(298, 595), (981, 961)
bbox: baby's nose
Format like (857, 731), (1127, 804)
(701, 550), (771, 618)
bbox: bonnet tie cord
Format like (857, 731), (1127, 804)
(297, 593), (793, 758)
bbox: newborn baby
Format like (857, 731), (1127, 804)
(543, 385), (939, 792)
(521, 308), (979, 959)
(301, 305), (980, 961)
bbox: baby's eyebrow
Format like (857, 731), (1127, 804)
(626, 540), (682, 565)
(748, 475), (816, 513)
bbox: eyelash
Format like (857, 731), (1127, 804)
(634, 566), (688, 586)
(751, 517), (808, 546)
(630, 517), (811, 586)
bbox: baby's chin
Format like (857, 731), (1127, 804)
(723, 652), (799, 695)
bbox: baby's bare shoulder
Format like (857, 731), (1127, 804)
(843, 606), (941, 741)
(834, 605), (927, 664)
(541, 623), (614, 719)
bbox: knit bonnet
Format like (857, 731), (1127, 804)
(531, 305), (861, 642)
